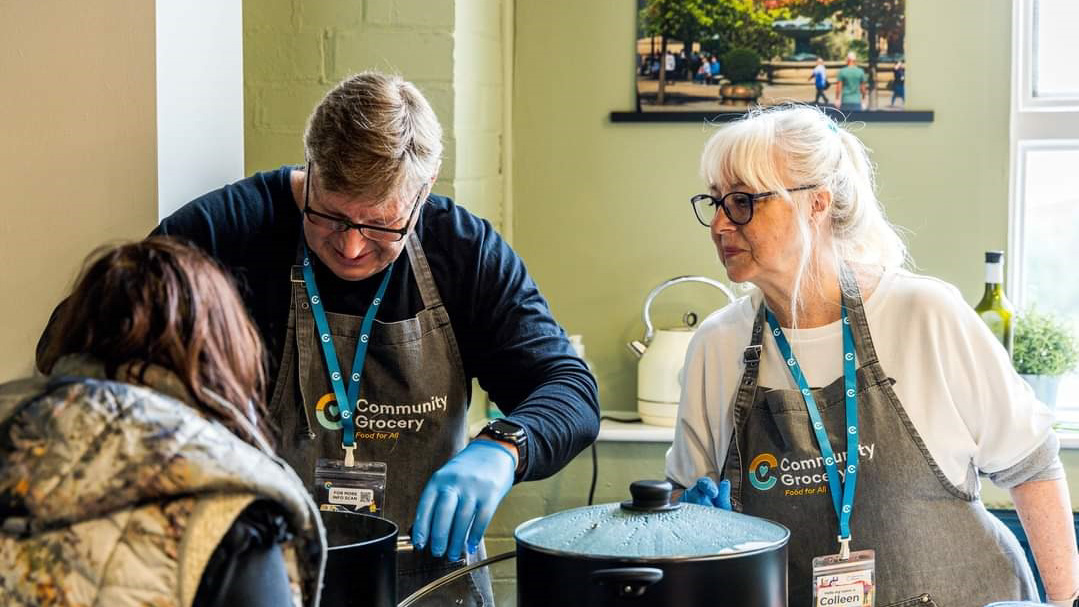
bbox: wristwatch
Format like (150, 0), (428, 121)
(479, 418), (528, 481)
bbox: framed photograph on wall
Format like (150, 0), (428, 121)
(628, 0), (925, 121)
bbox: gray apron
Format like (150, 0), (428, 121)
(721, 270), (1037, 607)
(269, 233), (493, 605)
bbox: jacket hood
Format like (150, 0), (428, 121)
(0, 355), (318, 537)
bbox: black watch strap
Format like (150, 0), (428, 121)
(480, 419), (528, 481)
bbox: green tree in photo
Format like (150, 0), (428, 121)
(639, 0), (792, 104)
(705, 0), (792, 61)
(789, 0), (905, 108)
(639, 0), (714, 104)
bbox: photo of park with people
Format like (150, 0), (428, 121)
(636, 0), (906, 112)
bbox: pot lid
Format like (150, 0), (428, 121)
(514, 480), (789, 560)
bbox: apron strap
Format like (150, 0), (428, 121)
(838, 264), (888, 386)
(725, 302), (768, 510)
(405, 232), (439, 311)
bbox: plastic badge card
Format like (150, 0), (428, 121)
(812, 549), (876, 607)
(314, 458), (387, 515)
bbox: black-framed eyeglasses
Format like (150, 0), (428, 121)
(302, 162), (426, 242)
(690, 184), (819, 227)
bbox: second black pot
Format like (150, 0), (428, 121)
(320, 511), (398, 607)
(514, 481), (790, 607)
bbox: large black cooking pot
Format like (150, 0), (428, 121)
(514, 480), (790, 607)
(320, 511), (398, 607)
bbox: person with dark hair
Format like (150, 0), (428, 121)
(9, 237), (326, 607)
(37, 70), (600, 605)
(890, 59), (906, 107)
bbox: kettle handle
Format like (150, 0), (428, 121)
(639, 276), (735, 345)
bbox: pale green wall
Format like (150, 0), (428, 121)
(454, 0), (506, 227)
(511, 0), (1013, 414)
(243, 0), (458, 197)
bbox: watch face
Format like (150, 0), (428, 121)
(488, 419), (526, 442)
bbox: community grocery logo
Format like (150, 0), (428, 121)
(748, 453), (778, 491)
(315, 393), (343, 430)
(314, 392), (450, 432)
(748, 444), (878, 495)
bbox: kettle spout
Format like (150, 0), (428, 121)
(626, 340), (647, 359)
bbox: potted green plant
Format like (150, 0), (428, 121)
(1012, 308), (1079, 409)
(719, 48), (763, 105)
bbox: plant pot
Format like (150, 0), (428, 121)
(719, 83), (763, 105)
(1019, 374), (1062, 409)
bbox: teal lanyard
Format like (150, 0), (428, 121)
(765, 305), (860, 547)
(301, 242), (394, 458)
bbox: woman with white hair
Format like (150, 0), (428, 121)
(666, 105), (1079, 606)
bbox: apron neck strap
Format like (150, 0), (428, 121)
(837, 263), (881, 368)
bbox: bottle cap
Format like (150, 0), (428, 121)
(985, 251), (1004, 263)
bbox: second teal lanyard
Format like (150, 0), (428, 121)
(765, 304), (860, 544)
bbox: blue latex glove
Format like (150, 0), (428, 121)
(680, 477), (732, 510)
(411, 440), (516, 561)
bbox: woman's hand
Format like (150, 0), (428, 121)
(680, 477), (732, 510)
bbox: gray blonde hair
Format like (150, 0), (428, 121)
(700, 104), (909, 323)
(304, 71), (443, 201)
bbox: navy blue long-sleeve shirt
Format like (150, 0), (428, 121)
(152, 166), (599, 481)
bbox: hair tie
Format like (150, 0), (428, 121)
(827, 121), (839, 134)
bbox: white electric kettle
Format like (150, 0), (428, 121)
(627, 276), (734, 426)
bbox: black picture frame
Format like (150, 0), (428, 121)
(618, 0), (931, 123)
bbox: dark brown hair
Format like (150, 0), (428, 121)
(39, 236), (275, 449)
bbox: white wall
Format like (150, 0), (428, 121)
(156, 0), (245, 218)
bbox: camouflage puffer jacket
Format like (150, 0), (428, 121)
(0, 355), (326, 607)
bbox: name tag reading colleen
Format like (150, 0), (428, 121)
(812, 549), (876, 607)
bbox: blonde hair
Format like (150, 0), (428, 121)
(699, 104), (909, 323)
(304, 71), (443, 201)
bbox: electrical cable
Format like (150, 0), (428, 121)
(588, 414), (643, 505)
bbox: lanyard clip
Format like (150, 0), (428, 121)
(343, 444), (356, 468)
(837, 535), (851, 561)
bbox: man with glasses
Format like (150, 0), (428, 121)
(142, 72), (598, 605)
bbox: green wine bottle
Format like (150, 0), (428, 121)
(974, 250), (1015, 355)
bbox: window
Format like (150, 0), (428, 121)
(1010, 0), (1079, 414)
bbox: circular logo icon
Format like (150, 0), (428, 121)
(748, 453), (778, 491)
(315, 392), (343, 430)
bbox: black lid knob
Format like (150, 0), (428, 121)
(985, 251), (1004, 263)
(621, 480), (681, 513)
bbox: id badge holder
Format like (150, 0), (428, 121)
(314, 458), (388, 515)
(812, 541), (876, 607)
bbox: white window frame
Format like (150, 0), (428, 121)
(1013, 0), (1079, 113)
(1007, 0), (1079, 306)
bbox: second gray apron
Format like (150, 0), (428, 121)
(269, 233), (493, 605)
(721, 270), (1037, 607)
